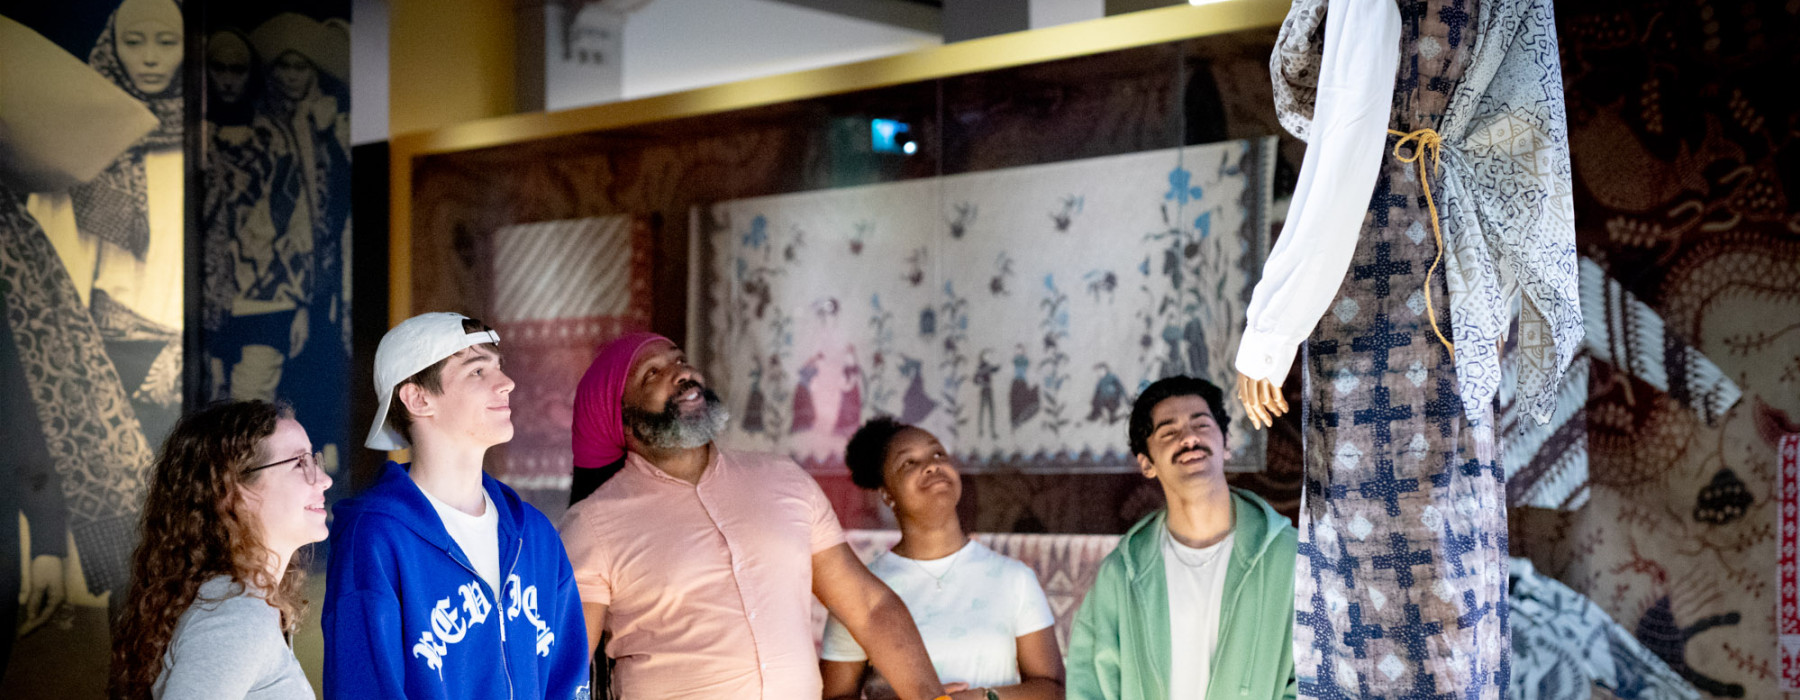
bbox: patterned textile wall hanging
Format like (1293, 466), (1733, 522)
(1506, 4), (1800, 699)
(486, 215), (654, 505)
(1510, 557), (1700, 700)
(693, 139), (1275, 474)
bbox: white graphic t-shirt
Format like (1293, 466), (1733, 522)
(821, 540), (1055, 689)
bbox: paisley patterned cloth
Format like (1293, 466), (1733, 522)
(1509, 558), (1699, 700)
(0, 186), (154, 597)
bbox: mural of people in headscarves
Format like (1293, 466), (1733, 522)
(0, 3), (181, 694)
(202, 9), (353, 480)
(2, 2), (352, 694)
(67, 0), (188, 446)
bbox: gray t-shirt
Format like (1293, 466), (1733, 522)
(152, 576), (314, 700)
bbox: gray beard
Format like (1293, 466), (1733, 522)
(625, 390), (731, 451)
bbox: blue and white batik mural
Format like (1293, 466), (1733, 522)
(693, 139), (1276, 473)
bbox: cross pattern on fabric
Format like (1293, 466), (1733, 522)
(1353, 385), (1414, 447)
(1343, 603), (1386, 659)
(1392, 604), (1443, 663)
(1299, 587), (1337, 661)
(1358, 459), (1423, 517)
(1352, 314), (1413, 374)
(1300, 535), (1360, 591)
(1456, 590), (1492, 630)
(1439, 522), (1478, 579)
(1423, 376), (1460, 438)
(1372, 533), (1434, 589)
(1355, 243), (1414, 299)
(1370, 172), (1410, 228)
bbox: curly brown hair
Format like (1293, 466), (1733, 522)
(110, 400), (311, 699)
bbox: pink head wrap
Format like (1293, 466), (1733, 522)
(572, 332), (670, 469)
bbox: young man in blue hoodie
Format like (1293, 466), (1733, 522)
(324, 312), (590, 699)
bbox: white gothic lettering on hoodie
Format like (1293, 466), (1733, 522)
(506, 573), (557, 656)
(410, 579), (499, 678)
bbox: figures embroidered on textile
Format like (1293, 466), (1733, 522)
(741, 357), (767, 434)
(790, 352), (822, 434)
(898, 356), (937, 425)
(698, 143), (1269, 471)
(1008, 346), (1040, 432)
(833, 346), (863, 437)
(974, 350), (1001, 439)
(1087, 363), (1128, 424)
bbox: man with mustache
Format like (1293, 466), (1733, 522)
(1067, 376), (1296, 700)
(558, 334), (950, 699)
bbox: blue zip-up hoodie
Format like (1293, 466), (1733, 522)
(323, 462), (590, 700)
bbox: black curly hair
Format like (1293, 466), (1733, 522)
(1127, 375), (1230, 458)
(844, 416), (910, 490)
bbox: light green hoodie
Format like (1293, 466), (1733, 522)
(1067, 488), (1298, 700)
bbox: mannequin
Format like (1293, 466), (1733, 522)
(1234, 0), (1581, 697)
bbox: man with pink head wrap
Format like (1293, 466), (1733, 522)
(567, 332), (666, 505)
(558, 335), (948, 700)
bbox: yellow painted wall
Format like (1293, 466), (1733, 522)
(388, 0), (517, 137)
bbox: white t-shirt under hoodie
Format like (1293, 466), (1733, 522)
(1164, 527), (1234, 700)
(821, 540), (1055, 690)
(419, 486), (502, 594)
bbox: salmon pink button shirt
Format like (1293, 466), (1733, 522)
(558, 448), (846, 699)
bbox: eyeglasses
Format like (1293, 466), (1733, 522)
(245, 451), (327, 485)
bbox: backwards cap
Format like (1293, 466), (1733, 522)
(366, 312), (500, 450)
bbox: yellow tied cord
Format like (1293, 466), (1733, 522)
(1388, 128), (1456, 359)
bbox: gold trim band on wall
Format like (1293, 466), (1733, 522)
(387, 0), (1289, 324)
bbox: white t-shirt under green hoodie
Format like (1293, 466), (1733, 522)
(1165, 526), (1234, 700)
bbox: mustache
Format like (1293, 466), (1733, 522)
(664, 379), (711, 409)
(1174, 444), (1212, 461)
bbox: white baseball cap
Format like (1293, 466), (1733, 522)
(365, 312), (501, 450)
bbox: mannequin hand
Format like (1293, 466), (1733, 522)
(1235, 372), (1288, 430)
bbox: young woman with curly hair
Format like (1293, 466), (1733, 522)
(111, 400), (332, 699)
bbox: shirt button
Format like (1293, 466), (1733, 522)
(760, 663), (769, 670)
(749, 611), (757, 620)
